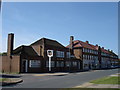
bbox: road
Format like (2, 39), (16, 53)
(2, 69), (119, 88)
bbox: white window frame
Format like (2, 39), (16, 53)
(29, 60), (40, 68)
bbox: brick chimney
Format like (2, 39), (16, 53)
(70, 36), (74, 55)
(86, 41), (89, 44)
(7, 33), (14, 56)
(70, 36), (74, 49)
(96, 44), (98, 46)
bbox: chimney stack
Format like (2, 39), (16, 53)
(7, 33), (14, 56)
(70, 36), (74, 49)
(70, 36), (74, 55)
(96, 44), (98, 46)
(86, 41), (89, 44)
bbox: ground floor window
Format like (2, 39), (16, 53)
(56, 61), (64, 67)
(72, 61), (77, 67)
(61, 61), (64, 67)
(29, 60), (40, 68)
(66, 61), (71, 67)
(84, 64), (88, 68)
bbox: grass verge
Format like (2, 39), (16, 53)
(90, 76), (120, 84)
(0, 78), (9, 82)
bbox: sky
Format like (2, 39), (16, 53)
(2, 2), (118, 54)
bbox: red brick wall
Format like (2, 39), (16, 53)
(1, 55), (20, 73)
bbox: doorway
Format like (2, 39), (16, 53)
(23, 60), (28, 73)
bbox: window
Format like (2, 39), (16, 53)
(84, 48), (87, 52)
(88, 49), (90, 53)
(29, 60), (40, 68)
(83, 55), (85, 59)
(56, 61), (64, 67)
(88, 55), (89, 60)
(83, 48), (85, 52)
(89, 55), (91, 60)
(90, 55), (91, 60)
(51, 61), (55, 67)
(90, 49), (92, 53)
(56, 61), (60, 67)
(66, 61), (71, 67)
(67, 52), (70, 58)
(56, 51), (65, 58)
(73, 61), (77, 67)
(61, 61), (64, 67)
(86, 48), (88, 53)
(85, 55), (86, 59)
(86, 55), (88, 60)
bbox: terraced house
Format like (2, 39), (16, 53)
(67, 36), (119, 70)
(1, 33), (119, 73)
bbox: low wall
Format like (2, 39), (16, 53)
(1, 55), (20, 73)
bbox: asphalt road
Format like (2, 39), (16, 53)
(3, 69), (119, 88)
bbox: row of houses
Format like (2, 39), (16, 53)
(1, 33), (119, 73)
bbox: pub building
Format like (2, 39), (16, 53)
(1, 33), (119, 73)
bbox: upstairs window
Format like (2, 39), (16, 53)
(56, 51), (64, 58)
(66, 52), (71, 58)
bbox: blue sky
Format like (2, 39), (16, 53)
(2, 2), (118, 54)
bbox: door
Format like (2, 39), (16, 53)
(23, 60), (28, 73)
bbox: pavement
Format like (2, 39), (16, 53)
(32, 72), (69, 76)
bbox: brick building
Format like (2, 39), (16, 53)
(66, 36), (119, 70)
(1, 33), (80, 73)
(1, 34), (119, 73)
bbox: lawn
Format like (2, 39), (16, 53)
(0, 78), (8, 82)
(90, 76), (120, 85)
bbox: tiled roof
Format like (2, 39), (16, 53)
(67, 40), (97, 50)
(31, 38), (66, 48)
(13, 45), (39, 56)
(66, 40), (116, 55)
(101, 48), (110, 54)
